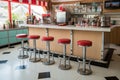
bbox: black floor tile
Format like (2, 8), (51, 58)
(2, 52), (11, 54)
(38, 72), (50, 79)
(0, 60), (8, 64)
(105, 76), (119, 80)
(16, 65), (27, 70)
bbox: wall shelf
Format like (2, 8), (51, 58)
(73, 12), (102, 15)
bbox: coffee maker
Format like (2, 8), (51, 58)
(100, 16), (111, 27)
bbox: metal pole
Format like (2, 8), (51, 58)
(47, 41), (50, 63)
(101, 32), (104, 60)
(63, 44), (66, 68)
(21, 39), (24, 56)
(70, 30), (73, 55)
(33, 40), (36, 60)
(83, 47), (86, 72)
(46, 28), (49, 36)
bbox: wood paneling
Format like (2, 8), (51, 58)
(49, 29), (71, 54)
(103, 8), (120, 13)
(29, 27), (103, 60)
(105, 27), (120, 44)
(73, 31), (102, 59)
(28, 27), (46, 50)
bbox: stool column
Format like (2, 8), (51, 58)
(82, 46), (86, 72)
(21, 39), (24, 57)
(63, 44), (66, 67)
(33, 39), (37, 61)
(47, 41), (50, 63)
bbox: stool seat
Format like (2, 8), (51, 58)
(42, 36), (54, 41)
(58, 38), (71, 44)
(77, 40), (92, 46)
(28, 35), (40, 39)
(16, 34), (27, 38)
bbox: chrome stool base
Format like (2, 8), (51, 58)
(59, 64), (71, 70)
(18, 55), (29, 59)
(29, 58), (41, 62)
(78, 68), (92, 75)
(42, 59), (55, 65)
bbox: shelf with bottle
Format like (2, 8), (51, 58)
(71, 14), (101, 27)
(72, 2), (102, 15)
(73, 12), (102, 15)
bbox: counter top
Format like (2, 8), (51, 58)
(19, 24), (115, 32)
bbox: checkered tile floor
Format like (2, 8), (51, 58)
(0, 44), (120, 80)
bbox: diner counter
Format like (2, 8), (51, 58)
(19, 24), (114, 60)
(19, 24), (112, 32)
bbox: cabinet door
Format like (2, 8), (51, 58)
(0, 38), (8, 46)
(9, 30), (17, 37)
(116, 27), (120, 44)
(23, 29), (28, 34)
(9, 37), (17, 44)
(108, 27), (120, 44)
(0, 31), (8, 38)
(16, 29), (23, 34)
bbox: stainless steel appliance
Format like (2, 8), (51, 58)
(56, 11), (66, 24)
(100, 16), (111, 27)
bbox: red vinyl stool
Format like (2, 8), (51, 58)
(77, 40), (92, 75)
(16, 34), (29, 59)
(28, 35), (40, 62)
(42, 36), (55, 65)
(58, 38), (71, 70)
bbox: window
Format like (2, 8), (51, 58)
(0, 1), (8, 28)
(31, 5), (46, 21)
(11, 2), (29, 24)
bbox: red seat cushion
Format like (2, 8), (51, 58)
(58, 38), (71, 44)
(16, 34), (27, 38)
(28, 35), (40, 39)
(77, 40), (92, 46)
(42, 36), (54, 41)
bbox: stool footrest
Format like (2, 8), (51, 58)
(59, 64), (71, 70)
(29, 58), (41, 62)
(18, 55), (29, 59)
(77, 68), (92, 75)
(42, 59), (55, 65)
